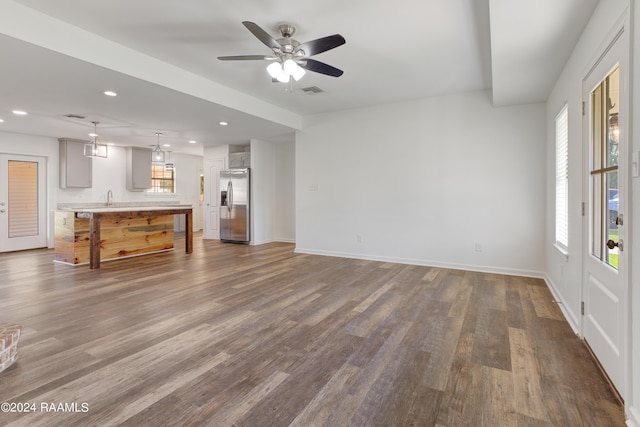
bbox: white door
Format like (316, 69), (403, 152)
(0, 154), (47, 252)
(582, 28), (628, 397)
(203, 157), (224, 240)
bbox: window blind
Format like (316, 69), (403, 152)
(8, 160), (39, 238)
(555, 105), (569, 249)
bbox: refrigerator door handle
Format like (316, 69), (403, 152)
(227, 180), (233, 212)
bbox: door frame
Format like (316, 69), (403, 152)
(580, 12), (630, 401)
(0, 153), (48, 252)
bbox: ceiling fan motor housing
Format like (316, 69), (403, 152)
(278, 23), (296, 38)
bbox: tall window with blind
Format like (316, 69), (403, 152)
(555, 105), (569, 250)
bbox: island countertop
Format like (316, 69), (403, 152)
(57, 203), (193, 213)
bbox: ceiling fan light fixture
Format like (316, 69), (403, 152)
(266, 62), (282, 79)
(276, 71), (290, 83)
(283, 59), (298, 75)
(292, 65), (306, 81)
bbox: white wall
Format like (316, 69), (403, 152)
(56, 147), (200, 205)
(274, 139), (295, 242)
(0, 132), (203, 247)
(296, 90), (545, 276)
(545, 0), (638, 423)
(251, 140), (275, 245)
(251, 138), (295, 244)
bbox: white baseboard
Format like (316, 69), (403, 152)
(293, 247), (545, 279)
(627, 406), (640, 427)
(274, 237), (296, 244)
(543, 274), (581, 335)
(252, 237), (296, 245)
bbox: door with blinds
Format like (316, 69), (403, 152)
(0, 154), (47, 252)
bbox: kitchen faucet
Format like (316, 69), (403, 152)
(107, 189), (113, 206)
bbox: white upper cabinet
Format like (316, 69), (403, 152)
(59, 138), (92, 188)
(126, 147), (152, 191)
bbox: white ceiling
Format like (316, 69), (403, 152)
(0, 0), (599, 155)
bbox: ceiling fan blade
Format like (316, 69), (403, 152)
(242, 21), (281, 50)
(296, 34), (345, 56)
(300, 58), (344, 77)
(218, 55), (272, 61)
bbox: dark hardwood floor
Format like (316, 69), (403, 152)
(0, 235), (626, 426)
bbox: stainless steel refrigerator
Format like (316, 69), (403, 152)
(220, 168), (250, 243)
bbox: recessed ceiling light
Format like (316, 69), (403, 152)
(188, 140), (197, 144)
(219, 121), (228, 126)
(12, 110), (28, 115)
(89, 133), (98, 137)
(163, 144), (171, 147)
(103, 91), (117, 97)
(0, 119), (4, 123)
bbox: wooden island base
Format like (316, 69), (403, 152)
(55, 207), (193, 269)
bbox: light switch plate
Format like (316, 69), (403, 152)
(633, 150), (640, 178)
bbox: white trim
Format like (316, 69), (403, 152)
(294, 247), (545, 279)
(626, 406), (640, 427)
(544, 274), (581, 335)
(552, 243), (569, 261)
(274, 238), (296, 244)
(252, 237), (296, 245)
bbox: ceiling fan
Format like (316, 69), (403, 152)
(218, 21), (345, 83)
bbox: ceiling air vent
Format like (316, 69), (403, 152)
(63, 114), (86, 119)
(301, 86), (324, 95)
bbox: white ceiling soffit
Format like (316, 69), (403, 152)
(489, 0), (599, 107)
(0, 0), (602, 152)
(5, 0), (493, 115)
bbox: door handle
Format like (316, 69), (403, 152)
(607, 239), (623, 251)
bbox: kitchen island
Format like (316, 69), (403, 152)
(55, 205), (193, 269)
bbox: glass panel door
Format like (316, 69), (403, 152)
(0, 154), (47, 252)
(582, 24), (628, 401)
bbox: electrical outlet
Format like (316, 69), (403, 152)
(475, 243), (482, 252)
(356, 234), (363, 243)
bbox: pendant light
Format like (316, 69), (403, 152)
(165, 151), (174, 171)
(84, 121), (108, 158)
(152, 132), (165, 163)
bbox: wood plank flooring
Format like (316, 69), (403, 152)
(0, 236), (626, 426)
